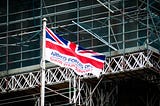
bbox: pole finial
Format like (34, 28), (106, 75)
(43, 18), (47, 22)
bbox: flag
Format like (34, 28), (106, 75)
(45, 27), (105, 77)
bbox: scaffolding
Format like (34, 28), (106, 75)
(0, 0), (160, 105)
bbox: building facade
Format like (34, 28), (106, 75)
(0, 0), (160, 105)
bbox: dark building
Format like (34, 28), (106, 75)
(0, 0), (160, 105)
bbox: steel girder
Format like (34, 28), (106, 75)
(0, 50), (159, 94)
(0, 67), (75, 93)
(104, 50), (153, 74)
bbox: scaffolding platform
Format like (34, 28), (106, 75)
(0, 46), (160, 105)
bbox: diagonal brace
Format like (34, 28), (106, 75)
(97, 0), (114, 13)
(72, 21), (117, 51)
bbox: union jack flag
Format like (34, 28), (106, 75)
(45, 27), (105, 77)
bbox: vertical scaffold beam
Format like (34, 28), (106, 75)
(78, 77), (81, 105)
(69, 78), (72, 104)
(6, 0), (9, 73)
(73, 75), (77, 105)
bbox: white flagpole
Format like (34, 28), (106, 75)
(41, 18), (47, 106)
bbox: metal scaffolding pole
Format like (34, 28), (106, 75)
(73, 75), (76, 105)
(6, 0), (9, 73)
(97, 0), (114, 13)
(72, 21), (117, 51)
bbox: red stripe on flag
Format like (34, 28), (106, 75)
(46, 27), (62, 44)
(46, 41), (104, 69)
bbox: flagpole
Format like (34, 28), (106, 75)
(41, 18), (47, 106)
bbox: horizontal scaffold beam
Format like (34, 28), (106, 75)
(0, 49), (159, 93)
